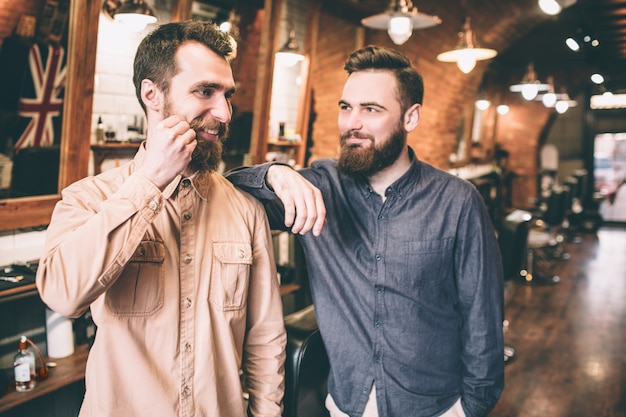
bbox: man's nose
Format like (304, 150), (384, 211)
(210, 96), (232, 124)
(341, 111), (363, 131)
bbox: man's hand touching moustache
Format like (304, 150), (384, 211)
(137, 115), (197, 190)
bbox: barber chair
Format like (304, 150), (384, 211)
(283, 305), (330, 417)
(497, 210), (533, 363)
(522, 187), (563, 285)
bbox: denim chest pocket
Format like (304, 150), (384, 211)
(209, 242), (252, 311)
(106, 240), (165, 316)
(400, 238), (454, 289)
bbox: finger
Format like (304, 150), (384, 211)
(280, 192), (297, 229)
(159, 114), (187, 129)
(311, 191), (327, 236)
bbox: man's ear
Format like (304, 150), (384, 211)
(404, 103), (421, 133)
(140, 79), (163, 113)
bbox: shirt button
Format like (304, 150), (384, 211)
(184, 255), (192, 264)
(238, 249), (245, 258)
(378, 214), (384, 220)
(184, 298), (192, 308)
(184, 342), (192, 353)
(374, 321), (380, 328)
(375, 254), (381, 261)
(181, 178), (191, 188)
(182, 386), (191, 397)
(183, 212), (192, 221)
(363, 387), (369, 394)
(148, 200), (158, 211)
(376, 287), (383, 294)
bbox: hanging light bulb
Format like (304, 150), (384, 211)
(497, 104), (510, 115)
(275, 22), (304, 67)
(112, 0), (157, 32)
(361, 0), (441, 45)
(509, 62), (549, 100)
(540, 76), (557, 107)
(436, 17), (497, 74)
(538, 0), (562, 15)
(475, 98), (490, 110)
(387, 15), (413, 45)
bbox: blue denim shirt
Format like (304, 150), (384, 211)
(226, 148), (504, 417)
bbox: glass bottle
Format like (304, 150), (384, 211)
(13, 336), (36, 392)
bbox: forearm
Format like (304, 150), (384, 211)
(457, 199), (505, 416)
(36, 174), (164, 317)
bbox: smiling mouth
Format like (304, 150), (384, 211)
(195, 129), (220, 142)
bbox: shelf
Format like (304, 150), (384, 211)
(0, 344), (89, 413)
(90, 142), (141, 175)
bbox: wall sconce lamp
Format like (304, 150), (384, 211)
(361, 0), (441, 46)
(509, 62), (549, 100)
(436, 17), (497, 74)
(102, 0), (157, 32)
(275, 21), (304, 67)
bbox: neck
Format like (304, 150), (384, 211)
(367, 147), (411, 199)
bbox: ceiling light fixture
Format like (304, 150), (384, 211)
(102, 0), (157, 32)
(565, 36), (580, 51)
(361, 0), (441, 45)
(275, 21), (304, 67)
(538, 75), (557, 107)
(590, 73), (604, 84)
(497, 104), (510, 115)
(509, 62), (549, 100)
(436, 17), (497, 74)
(538, 0), (562, 15)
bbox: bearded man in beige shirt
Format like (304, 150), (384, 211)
(36, 21), (286, 417)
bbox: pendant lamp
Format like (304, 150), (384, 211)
(436, 17), (497, 74)
(361, 0), (441, 45)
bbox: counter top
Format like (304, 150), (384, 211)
(0, 344), (89, 413)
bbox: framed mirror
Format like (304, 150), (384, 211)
(0, 0), (100, 231)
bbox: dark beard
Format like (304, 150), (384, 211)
(337, 121), (406, 178)
(163, 99), (228, 173)
(188, 119), (228, 173)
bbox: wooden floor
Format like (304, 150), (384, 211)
(490, 224), (626, 417)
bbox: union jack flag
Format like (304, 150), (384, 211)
(13, 43), (66, 151)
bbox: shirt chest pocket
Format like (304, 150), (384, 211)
(398, 238), (454, 289)
(209, 242), (253, 311)
(106, 240), (165, 316)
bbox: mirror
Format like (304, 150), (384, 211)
(0, 1), (99, 230)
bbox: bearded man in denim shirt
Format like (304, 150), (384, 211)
(226, 45), (504, 417)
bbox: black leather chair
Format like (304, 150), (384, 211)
(283, 305), (330, 417)
(497, 209), (533, 363)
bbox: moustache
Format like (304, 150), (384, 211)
(189, 118), (228, 139)
(340, 130), (374, 143)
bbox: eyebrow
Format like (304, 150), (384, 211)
(338, 99), (386, 110)
(194, 81), (237, 96)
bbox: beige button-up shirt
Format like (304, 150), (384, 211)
(36, 146), (286, 417)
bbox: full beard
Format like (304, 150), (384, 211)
(337, 121), (406, 178)
(187, 118), (228, 173)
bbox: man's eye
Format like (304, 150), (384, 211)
(198, 89), (213, 97)
(339, 104), (350, 110)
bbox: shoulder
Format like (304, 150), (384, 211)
(213, 174), (266, 211)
